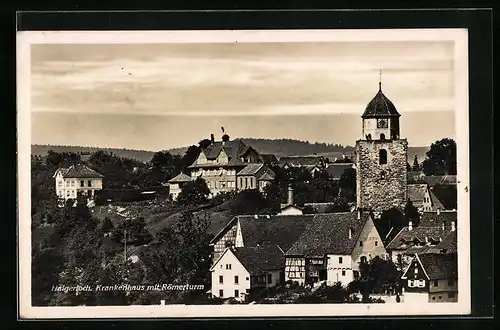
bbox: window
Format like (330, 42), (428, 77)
(414, 267), (418, 274)
(438, 296), (442, 300)
(245, 177), (248, 188)
(375, 241), (378, 246)
(267, 274), (272, 283)
(246, 289), (250, 294)
(353, 270), (360, 279)
(448, 279), (454, 286)
(80, 180), (84, 187)
(246, 277), (249, 281)
(379, 149), (387, 165)
(226, 264), (231, 270)
(339, 257), (343, 264)
(234, 290), (239, 297)
(219, 290), (224, 298)
(434, 280), (439, 287)
(234, 276), (239, 284)
(342, 270), (346, 276)
(87, 180), (92, 187)
(250, 177), (254, 188)
(377, 118), (388, 128)
(432, 296), (436, 301)
(359, 241), (363, 247)
(379, 133), (386, 141)
(219, 276), (223, 284)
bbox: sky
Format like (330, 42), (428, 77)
(30, 40), (456, 151)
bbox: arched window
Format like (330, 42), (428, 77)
(379, 149), (387, 165)
(380, 133), (386, 140)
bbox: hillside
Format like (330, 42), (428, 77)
(32, 141), (429, 164)
(31, 144), (155, 163)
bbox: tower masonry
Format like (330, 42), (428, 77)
(356, 81), (408, 212)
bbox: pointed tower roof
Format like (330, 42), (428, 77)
(362, 82), (401, 118)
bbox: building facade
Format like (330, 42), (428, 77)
(356, 83), (408, 213)
(53, 164), (104, 201)
(167, 173), (192, 201)
(284, 211), (387, 287)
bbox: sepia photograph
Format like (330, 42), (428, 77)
(17, 28), (470, 318)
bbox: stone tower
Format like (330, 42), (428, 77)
(356, 81), (408, 213)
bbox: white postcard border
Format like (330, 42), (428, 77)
(17, 28), (470, 319)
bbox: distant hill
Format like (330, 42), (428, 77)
(31, 141), (430, 164)
(31, 145), (155, 163)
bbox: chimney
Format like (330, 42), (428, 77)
(210, 134), (215, 144)
(287, 184), (294, 206)
(437, 209), (440, 215)
(357, 209), (361, 220)
(451, 221), (456, 232)
(408, 221), (413, 231)
(222, 133), (230, 145)
(348, 227), (353, 239)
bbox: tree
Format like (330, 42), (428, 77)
(422, 138), (457, 175)
(412, 155), (421, 171)
(230, 189), (270, 215)
(112, 217), (153, 245)
(198, 139), (211, 149)
(338, 168), (356, 201)
(377, 208), (406, 243)
(32, 248), (65, 306)
(176, 177), (210, 207)
(404, 200), (420, 227)
(182, 145), (201, 171)
(349, 257), (400, 302)
(100, 217), (114, 234)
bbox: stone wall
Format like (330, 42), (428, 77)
(356, 139), (408, 212)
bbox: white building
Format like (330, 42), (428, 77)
(167, 173), (192, 201)
(284, 210), (387, 287)
(53, 164), (104, 201)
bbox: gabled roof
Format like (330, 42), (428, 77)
(386, 224), (456, 251)
(234, 244), (285, 275)
(209, 247), (249, 273)
(325, 163), (355, 179)
(407, 184), (429, 205)
(401, 254), (430, 280)
(418, 252), (458, 280)
(53, 164), (104, 179)
(422, 175), (457, 186)
(285, 212), (370, 257)
(261, 154), (278, 164)
(429, 185), (457, 210)
(190, 139), (256, 168)
(237, 163), (264, 176)
(278, 155), (325, 167)
(429, 190), (445, 210)
(362, 85), (401, 118)
(431, 231), (457, 253)
(238, 215), (312, 251)
(419, 211), (457, 227)
(168, 173), (192, 183)
(259, 172), (275, 181)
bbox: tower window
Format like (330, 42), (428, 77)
(379, 149), (387, 165)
